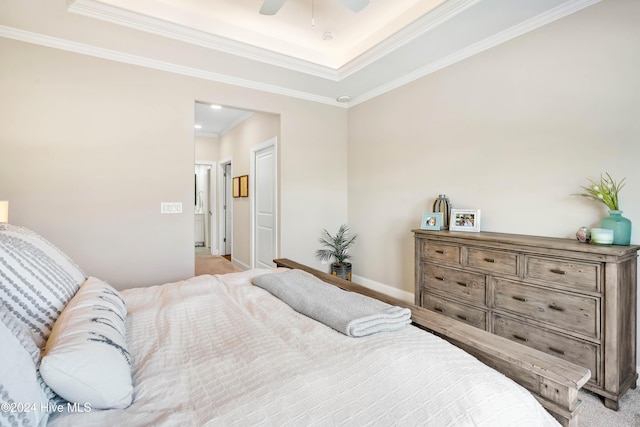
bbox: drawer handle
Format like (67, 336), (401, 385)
(456, 282), (468, 287)
(512, 334), (528, 342)
(549, 347), (566, 355)
(512, 296), (527, 302)
(435, 276), (445, 281)
(434, 307), (445, 313)
(436, 250), (445, 254)
(548, 304), (566, 312)
(456, 315), (468, 321)
(550, 269), (567, 275)
(484, 258), (495, 263)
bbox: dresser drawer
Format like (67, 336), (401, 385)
(422, 294), (487, 330)
(525, 256), (600, 293)
(422, 263), (486, 305)
(467, 247), (518, 276)
(493, 278), (599, 339)
(421, 241), (460, 265)
(493, 314), (599, 385)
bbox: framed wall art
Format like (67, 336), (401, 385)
(239, 175), (249, 197)
(420, 212), (442, 230)
(450, 209), (481, 232)
(232, 177), (240, 198)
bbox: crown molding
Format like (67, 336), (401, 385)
(68, 0), (478, 82)
(67, 0), (340, 81)
(350, 0), (602, 106)
(337, 0), (478, 79)
(0, 25), (344, 107)
(1, 0), (600, 109)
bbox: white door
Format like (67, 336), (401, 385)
(252, 139), (277, 269)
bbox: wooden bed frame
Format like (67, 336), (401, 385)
(274, 258), (591, 427)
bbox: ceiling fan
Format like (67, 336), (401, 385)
(259, 0), (369, 16)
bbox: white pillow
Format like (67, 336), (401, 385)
(0, 224), (86, 348)
(0, 309), (53, 427)
(40, 277), (133, 410)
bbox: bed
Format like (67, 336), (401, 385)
(0, 225), (590, 427)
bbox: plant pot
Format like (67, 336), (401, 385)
(331, 263), (352, 281)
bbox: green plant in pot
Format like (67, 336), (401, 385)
(574, 172), (631, 245)
(316, 224), (358, 281)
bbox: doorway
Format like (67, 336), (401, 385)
(218, 160), (232, 259)
(195, 162), (215, 255)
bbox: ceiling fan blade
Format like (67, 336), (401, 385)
(259, 0), (287, 15)
(339, 0), (369, 13)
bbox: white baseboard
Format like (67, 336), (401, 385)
(233, 259), (250, 271)
(351, 274), (414, 304)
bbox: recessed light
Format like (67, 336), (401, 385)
(336, 95), (351, 103)
(194, 124), (202, 129)
(210, 105), (222, 110)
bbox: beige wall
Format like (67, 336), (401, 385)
(195, 135), (219, 161)
(219, 112), (280, 268)
(348, 0), (640, 363)
(0, 38), (348, 289)
(349, 0), (640, 294)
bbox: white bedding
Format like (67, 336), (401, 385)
(48, 268), (559, 426)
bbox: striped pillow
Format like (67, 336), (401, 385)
(0, 224), (86, 349)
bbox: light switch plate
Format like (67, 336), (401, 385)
(161, 202), (182, 214)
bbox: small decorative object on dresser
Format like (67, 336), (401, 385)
(432, 194), (451, 229)
(575, 226), (591, 242)
(413, 229), (639, 410)
(316, 224), (358, 281)
(574, 172), (631, 245)
(450, 209), (481, 232)
(590, 228), (614, 245)
(421, 212), (442, 230)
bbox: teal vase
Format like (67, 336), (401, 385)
(600, 210), (632, 245)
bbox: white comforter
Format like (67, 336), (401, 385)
(49, 269), (559, 426)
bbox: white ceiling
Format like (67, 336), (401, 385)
(61, 0), (600, 134)
(194, 102), (254, 137)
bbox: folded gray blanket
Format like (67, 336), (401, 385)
(252, 269), (411, 337)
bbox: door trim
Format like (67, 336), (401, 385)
(218, 159), (232, 258)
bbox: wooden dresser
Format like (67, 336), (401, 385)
(414, 230), (638, 410)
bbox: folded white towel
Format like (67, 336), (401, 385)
(252, 269), (411, 337)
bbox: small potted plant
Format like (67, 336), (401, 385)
(316, 224), (358, 281)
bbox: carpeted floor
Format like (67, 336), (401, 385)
(579, 386), (640, 426)
(195, 254), (242, 276)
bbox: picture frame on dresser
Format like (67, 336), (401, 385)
(421, 212), (442, 230)
(450, 209), (481, 232)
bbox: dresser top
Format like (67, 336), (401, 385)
(413, 230), (640, 257)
